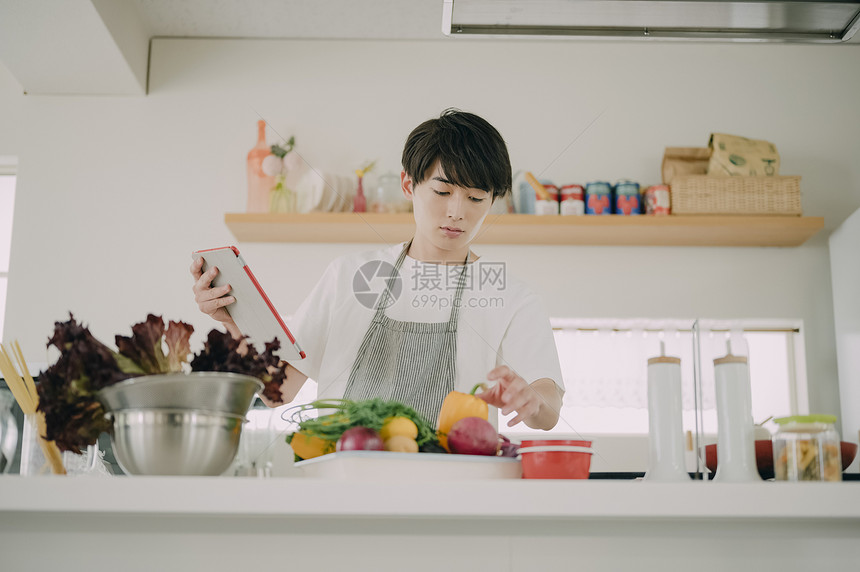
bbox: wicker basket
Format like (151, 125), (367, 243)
(670, 175), (802, 215)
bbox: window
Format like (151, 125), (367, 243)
(0, 165), (16, 343)
(266, 316), (804, 446)
(501, 318), (803, 438)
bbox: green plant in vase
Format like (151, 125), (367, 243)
(261, 136), (298, 213)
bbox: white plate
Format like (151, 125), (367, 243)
(295, 451), (522, 480)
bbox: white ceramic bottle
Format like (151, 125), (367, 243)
(644, 343), (690, 482)
(713, 343), (761, 482)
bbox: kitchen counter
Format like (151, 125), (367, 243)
(1, 476), (859, 571)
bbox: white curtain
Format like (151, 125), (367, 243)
(552, 319), (766, 411)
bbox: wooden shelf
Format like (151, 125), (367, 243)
(224, 213), (824, 247)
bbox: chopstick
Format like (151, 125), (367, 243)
(524, 171), (553, 201)
(0, 345), (33, 413)
(0, 342), (66, 475)
(14, 341), (37, 403)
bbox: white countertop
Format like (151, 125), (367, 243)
(2, 476), (859, 571)
(2, 475), (858, 521)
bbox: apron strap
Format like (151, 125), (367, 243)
(447, 252), (470, 328)
(376, 238), (471, 328)
(374, 238), (413, 317)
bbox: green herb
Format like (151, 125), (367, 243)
(269, 136), (295, 158)
(286, 398), (439, 448)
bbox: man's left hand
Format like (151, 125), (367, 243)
(476, 365), (542, 427)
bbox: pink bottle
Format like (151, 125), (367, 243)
(353, 175), (367, 213)
(246, 120), (275, 213)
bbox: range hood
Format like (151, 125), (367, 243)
(442, 0), (860, 43)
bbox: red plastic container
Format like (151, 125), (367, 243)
(519, 439), (593, 479)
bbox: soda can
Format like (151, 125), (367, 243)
(645, 185), (671, 215)
(535, 182), (559, 215)
(559, 184), (585, 215)
(585, 182), (612, 215)
(614, 180), (641, 215)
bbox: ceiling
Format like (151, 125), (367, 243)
(131, 0), (444, 40)
(0, 0), (857, 96)
(0, 0), (445, 95)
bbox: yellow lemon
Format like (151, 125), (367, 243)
(380, 416), (418, 441)
(384, 435), (419, 453)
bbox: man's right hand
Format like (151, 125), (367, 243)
(190, 257), (237, 329)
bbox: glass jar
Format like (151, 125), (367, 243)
(773, 415), (842, 482)
(368, 172), (410, 213)
(0, 388), (17, 474)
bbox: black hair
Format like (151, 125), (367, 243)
(401, 108), (512, 201)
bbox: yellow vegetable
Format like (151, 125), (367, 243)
(289, 432), (335, 460)
(384, 435), (419, 453)
(380, 416), (418, 441)
(436, 383), (489, 452)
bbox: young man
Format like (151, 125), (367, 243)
(191, 109), (564, 430)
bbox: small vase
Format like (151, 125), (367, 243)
(353, 176), (366, 213)
(269, 175), (297, 213)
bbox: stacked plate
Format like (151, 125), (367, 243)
(293, 169), (357, 213)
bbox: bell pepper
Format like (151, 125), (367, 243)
(287, 431), (336, 460)
(436, 383), (489, 452)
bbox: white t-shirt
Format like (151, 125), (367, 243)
(286, 242), (564, 403)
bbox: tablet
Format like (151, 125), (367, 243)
(192, 246), (306, 362)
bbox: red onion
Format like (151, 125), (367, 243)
(336, 426), (384, 452)
(448, 417), (499, 456)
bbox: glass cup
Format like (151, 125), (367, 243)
(19, 413), (111, 476)
(232, 399), (276, 477)
(20, 414), (49, 475)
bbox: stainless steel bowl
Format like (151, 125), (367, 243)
(97, 372), (264, 476)
(98, 372), (263, 417)
(109, 409), (245, 476)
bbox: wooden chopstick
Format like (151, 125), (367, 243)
(12, 342), (66, 474)
(34, 411), (65, 475)
(14, 341), (37, 404)
(0, 345), (33, 414)
(524, 171), (552, 201)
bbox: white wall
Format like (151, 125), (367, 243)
(830, 208), (860, 462)
(1, 38), (858, 431)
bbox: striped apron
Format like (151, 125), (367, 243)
(343, 239), (469, 424)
